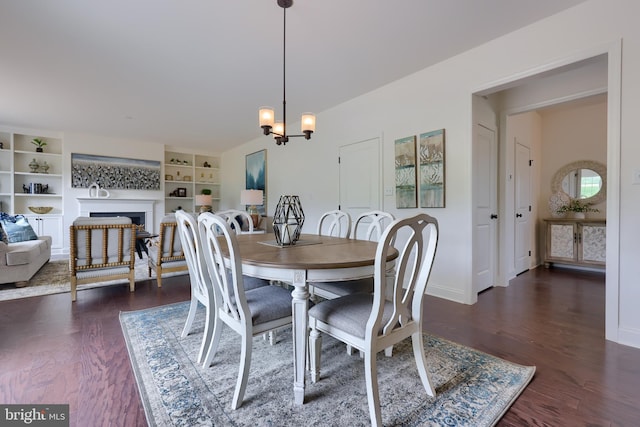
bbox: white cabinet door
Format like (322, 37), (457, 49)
(25, 214), (63, 249)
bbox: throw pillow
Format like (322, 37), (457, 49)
(0, 213), (38, 243)
(0, 223), (8, 244)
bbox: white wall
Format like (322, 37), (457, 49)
(221, 0), (640, 348)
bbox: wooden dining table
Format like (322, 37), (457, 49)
(225, 232), (397, 405)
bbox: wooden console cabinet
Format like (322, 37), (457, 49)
(543, 219), (606, 269)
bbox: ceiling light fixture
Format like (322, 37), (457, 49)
(259, 0), (315, 146)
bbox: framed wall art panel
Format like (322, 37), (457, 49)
(419, 129), (445, 208)
(245, 149), (267, 215)
(394, 136), (417, 208)
(71, 153), (161, 190)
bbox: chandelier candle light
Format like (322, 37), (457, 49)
(241, 189), (264, 228)
(259, 0), (316, 146)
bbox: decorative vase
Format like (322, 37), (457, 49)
(28, 158), (39, 173)
(572, 212), (586, 219)
(36, 147), (43, 152)
(548, 191), (570, 218)
(40, 161), (50, 174)
(273, 195), (305, 246)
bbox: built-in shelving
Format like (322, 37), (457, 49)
(164, 150), (220, 214)
(0, 129), (64, 250)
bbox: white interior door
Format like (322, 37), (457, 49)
(473, 124), (497, 293)
(514, 142), (532, 274)
(339, 138), (381, 221)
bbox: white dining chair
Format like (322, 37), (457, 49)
(316, 209), (351, 239)
(308, 213), (439, 427)
(311, 211), (395, 300)
(198, 212), (293, 410)
(175, 210), (216, 365)
(215, 209), (257, 234)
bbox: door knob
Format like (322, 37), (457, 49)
(490, 214), (498, 219)
(516, 213), (523, 218)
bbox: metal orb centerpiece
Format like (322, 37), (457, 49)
(273, 195), (305, 246)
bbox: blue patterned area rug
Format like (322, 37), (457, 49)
(120, 302), (535, 427)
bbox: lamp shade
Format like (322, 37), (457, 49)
(195, 194), (212, 206)
(259, 107), (275, 128)
(240, 189), (263, 206)
(301, 113), (316, 132)
(272, 122), (285, 138)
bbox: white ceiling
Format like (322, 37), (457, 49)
(0, 0), (587, 153)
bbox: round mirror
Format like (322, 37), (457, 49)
(552, 160), (606, 205)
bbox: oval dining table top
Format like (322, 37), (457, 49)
(229, 233), (397, 270)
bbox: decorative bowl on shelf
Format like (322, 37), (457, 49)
(28, 206), (53, 214)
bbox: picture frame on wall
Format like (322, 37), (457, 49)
(419, 129), (445, 208)
(245, 149), (267, 216)
(71, 153), (161, 190)
(394, 136), (417, 208)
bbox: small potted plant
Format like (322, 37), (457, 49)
(31, 138), (47, 152)
(556, 199), (599, 219)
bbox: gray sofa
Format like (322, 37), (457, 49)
(0, 236), (52, 286)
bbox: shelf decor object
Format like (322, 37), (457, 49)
(272, 195), (304, 246)
(29, 158), (39, 173)
(28, 206), (53, 214)
(258, 0), (315, 146)
(31, 138), (46, 152)
(240, 189), (263, 228)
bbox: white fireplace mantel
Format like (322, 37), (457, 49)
(76, 198), (156, 229)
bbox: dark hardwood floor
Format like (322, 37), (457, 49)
(1, 267), (638, 426)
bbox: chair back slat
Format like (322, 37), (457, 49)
(175, 210), (211, 303)
(369, 213), (438, 338)
(215, 209), (255, 234)
(317, 210), (351, 238)
(199, 213), (248, 324)
(352, 210), (395, 242)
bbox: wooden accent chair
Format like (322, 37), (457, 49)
(308, 213), (439, 427)
(148, 213), (188, 287)
(198, 212), (292, 409)
(69, 216), (136, 302)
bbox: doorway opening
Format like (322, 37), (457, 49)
(471, 42), (621, 343)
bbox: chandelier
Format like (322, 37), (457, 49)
(259, 0), (315, 146)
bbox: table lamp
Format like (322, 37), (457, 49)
(240, 189), (263, 228)
(195, 194), (213, 214)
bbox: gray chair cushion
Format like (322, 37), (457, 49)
(312, 278), (373, 297)
(308, 293), (394, 339)
(244, 285), (292, 326)
(242, 275), (271, 291)
(224, 270), (269, 291)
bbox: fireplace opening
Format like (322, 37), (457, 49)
(90, 211), (146, 229)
